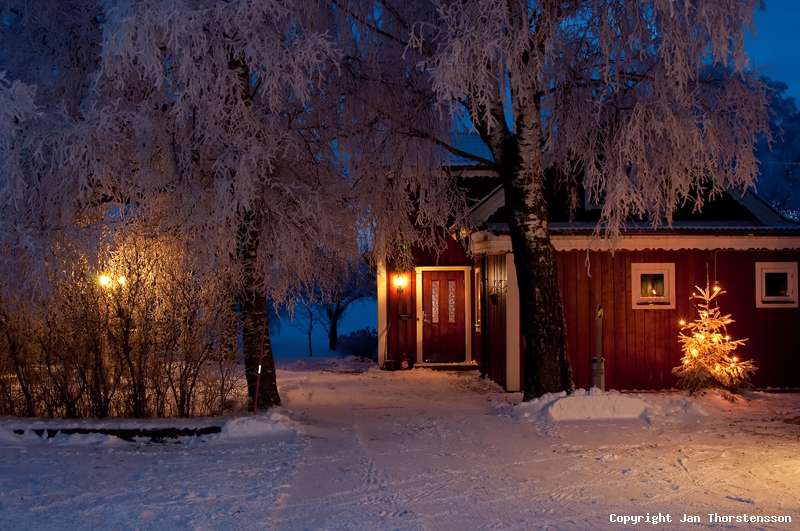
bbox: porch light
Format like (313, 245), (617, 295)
(393, 274), (409, 293)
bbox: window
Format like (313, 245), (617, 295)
(631, 263), (675, 309)
(755, 262), (797, 308)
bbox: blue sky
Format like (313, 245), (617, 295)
(747, 0), (800, 103)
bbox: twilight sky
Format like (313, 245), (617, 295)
(747, 0), (800, 103)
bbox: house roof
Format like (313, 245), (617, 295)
(442, 132), (495, 167)
(468, 183), (800, 233)
(444, 133), (800, 251)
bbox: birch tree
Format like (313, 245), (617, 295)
(333, 0), (771, 399)
(0, 0), (463, 409)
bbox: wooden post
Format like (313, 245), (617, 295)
(595, 305), (604, 390)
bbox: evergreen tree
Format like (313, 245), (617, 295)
(673, 285), (756, 394)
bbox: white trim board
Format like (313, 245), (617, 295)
(470, 231), (800, 254)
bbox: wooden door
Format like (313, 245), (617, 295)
(422, 270), (466, 363)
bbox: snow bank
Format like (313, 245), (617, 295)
(547, 393), (649, 420)
(220, 409), (299, 438)
(508, 388), (718, 423)
(275, 355), (376, 373)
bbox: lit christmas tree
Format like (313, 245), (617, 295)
(672, 284), (756, 394)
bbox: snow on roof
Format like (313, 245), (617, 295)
(469, 185), (800, 233)
(442, 132), (494, 167)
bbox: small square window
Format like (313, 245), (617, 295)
(756, 262), (797, 308)
(632, 263), (675, 309)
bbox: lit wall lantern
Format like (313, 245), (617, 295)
(393, 274), (409, 293)
(393, 273), (411, 321)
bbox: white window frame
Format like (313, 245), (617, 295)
(755, 262), (798, 308)
(631, 263), (675, 309)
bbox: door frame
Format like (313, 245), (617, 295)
(414, 266), (473, 365)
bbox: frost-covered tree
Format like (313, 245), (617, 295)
(754, 77), (800, 218)
(0, 0), (463, 410)
(333, 0), (771, 399)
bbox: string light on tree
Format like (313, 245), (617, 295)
(672, 284), (757, 394)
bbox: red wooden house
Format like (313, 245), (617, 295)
(377, 180), (800, 392)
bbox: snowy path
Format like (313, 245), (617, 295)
(1, 362), (800, 530)
(271, 367), (800, 530)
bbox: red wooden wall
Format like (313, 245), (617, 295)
(484, 254), (508, 388)
(557, 248), (800, 391)
(385, 236), (473, 364)
(386, 241), (800, 391)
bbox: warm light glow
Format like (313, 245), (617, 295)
(732, 356), (738, 362)
(393, 275), (408, 291)
(683, 359), (689, 365)
(99, 275), (111, 286)
(118, 276), (126, 285)
(725, 335), (730, 341)
(713, 285), (721, 292)
(679, 319), (686, 326)
(691, 349), (698, 356)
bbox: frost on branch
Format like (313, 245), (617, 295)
(406, 0), (770, 242)
(0, 0), (466, 305)
(672, 285), (756, 394)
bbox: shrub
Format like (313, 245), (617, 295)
(337, 328), (378, 359)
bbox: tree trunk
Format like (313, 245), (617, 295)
(241, 291), (280, 409)
(500, 106), (574, 401)
(327, 309), (339, 351)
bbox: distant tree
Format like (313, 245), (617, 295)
(331, 0), (771, 399)
(754, 77), (800, 217)
(318, 259), (376, 351)
(288, 298), (322, 357)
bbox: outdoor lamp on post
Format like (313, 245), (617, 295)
(99, 274), (126, 288)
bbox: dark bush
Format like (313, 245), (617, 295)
(337, 328), (378, 359)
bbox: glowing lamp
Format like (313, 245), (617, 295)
(393, 275), (408, 293)
(117, 276), (126, 285)
(679, 319), (686, 326)
(99, 275), (112, 287)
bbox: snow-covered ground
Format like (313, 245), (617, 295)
(2, 306), (799, 529)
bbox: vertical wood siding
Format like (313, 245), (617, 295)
(557, 248), (800, 391)
(485, 254), (508, 388)
(386, 236), (473, 364)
